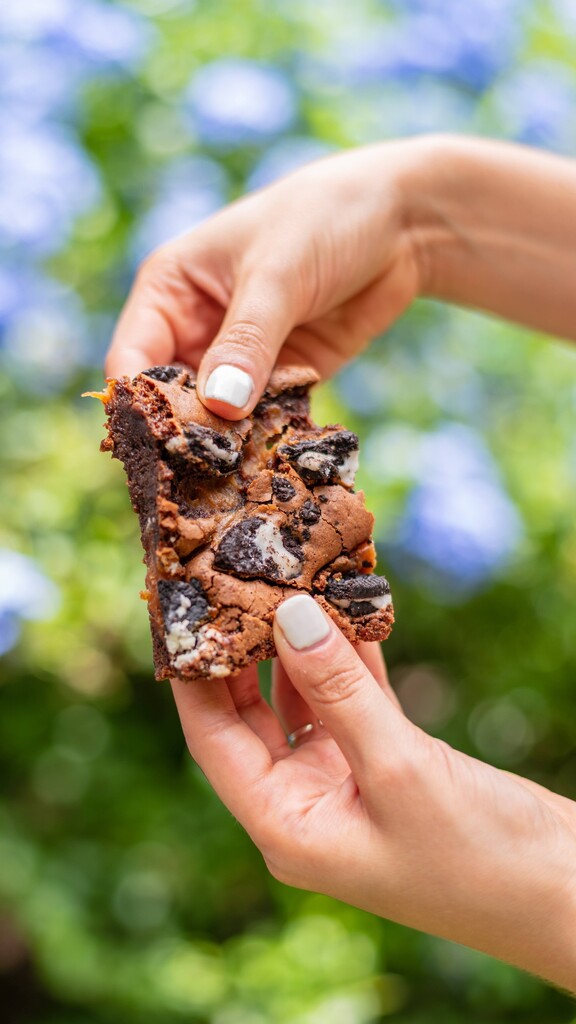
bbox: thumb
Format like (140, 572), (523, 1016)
(273, 594), (410, 783)
(197, 270), (295, 419)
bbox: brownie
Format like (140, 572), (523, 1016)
(92, 365), (394, 680)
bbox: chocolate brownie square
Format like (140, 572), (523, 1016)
(93, 365), (393, 680)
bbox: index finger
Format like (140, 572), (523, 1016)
(105, 245), (227, 379)
(170, 673), (273, 824)
(106, 300), (176, 379)
(105, 253), (180, 378)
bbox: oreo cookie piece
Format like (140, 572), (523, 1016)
(143, 365), (181, 383)
(277, 430), (359, 487)
(165, 423), (242, 476)
(324, 573), (391, 617)
(159, 578), (212, 655)
(271, 475), (296, 503)
(299, 498), (321, 525)
(214, 516), (303, 581)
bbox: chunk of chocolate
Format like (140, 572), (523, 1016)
(95, 365), (393, 680)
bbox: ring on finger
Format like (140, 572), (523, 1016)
(287, 723), (315, 748)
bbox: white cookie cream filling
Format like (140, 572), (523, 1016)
(337, 449), (359, 487)
(165, 623), (194, 656)
(253, 518), (302, 579)
(165, 592), (205, 655)
(295, 448), (358, 487)
(329, 592), (392, 611)
(170, 625), (232, 675)
(165, 436), (188, 458)
(166, 433), (239, 465)
(296, 451), (332, 475)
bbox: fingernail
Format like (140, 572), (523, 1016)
(276, 594), (330, 651)
(204, 365), (254, 409)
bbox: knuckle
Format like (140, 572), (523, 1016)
(195, 708), (238, 744)
(232, 688), (264, 713)
(218, 320), (271, 362)
(136, 245), (179, 289)
(309, 662), (365, 709)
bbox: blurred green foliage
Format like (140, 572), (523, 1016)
(2, 0), (576, 1021)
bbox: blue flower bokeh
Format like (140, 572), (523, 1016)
(132, 157), (229, 260)
(0, 0), (150, 66)
(488, 63), (576, 151)
(335, 0), (524, 92)
(186, 59), (297, 147)
(0, 550), (59, 655)
(0, 117), (101, 254)
(385, 425), (523, 597)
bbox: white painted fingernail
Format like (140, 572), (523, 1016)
(276, 595), (330, 651)
(204, 365), (254, 409)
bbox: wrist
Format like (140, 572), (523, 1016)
(387, 132), (576, 343)
(506, 818), (576, 992)
(386, 133), (468, 300)
(549, 831), (576, 992)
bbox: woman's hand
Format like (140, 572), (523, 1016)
(106, 135), (576, 416)
(105, 140), (424, 416)
(171, 594), (576, 992)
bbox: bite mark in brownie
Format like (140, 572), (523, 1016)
(94, 365), (393, 680)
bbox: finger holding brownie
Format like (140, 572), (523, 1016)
(171, 601), (576, 992)
(106, 134), (576, 991)
(106, 134), (576, 418)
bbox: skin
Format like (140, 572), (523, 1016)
(106, 134), (576, 989)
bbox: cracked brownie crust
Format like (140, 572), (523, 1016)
(97, 365), (394, 680)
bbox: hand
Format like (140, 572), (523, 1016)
(106, 135), (576, 410)
(106, 140), (424, 417)
(171, 594), (576, 992)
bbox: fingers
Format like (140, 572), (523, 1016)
(106, 251), (296, 416)
(273, 595), (411, 783)
(271, 641), (401, 739)
(105, 262), (178, 379)
(271, 658), (328, 743)
(170, 675), (273, 822)
(356, 641), (403, 711)
(196, 269), (295, 419)
(227, 666), (290, 761)
(105, 247), (226, 380)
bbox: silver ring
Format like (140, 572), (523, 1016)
(287, 723), (315, 748)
